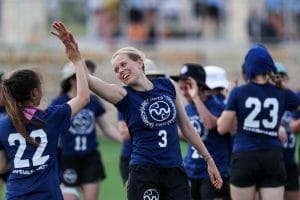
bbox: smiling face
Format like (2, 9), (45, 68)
(112, 53), (144, 85)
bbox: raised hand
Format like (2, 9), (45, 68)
(51, 21), (81, 63)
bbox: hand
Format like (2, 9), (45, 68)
(278, 125), (287, 144)
(51, 21), (81, 63)
(206, 157), (223, 189)
(186, 77), (199, 100)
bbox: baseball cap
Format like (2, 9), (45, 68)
(275, 62), (287, 76)
(171, 63), (209, 89)
(204, 66), (229, 89)
(244, 44), (276, 79)
(61, 62), (75, 80)
(144, 59), (165, 76)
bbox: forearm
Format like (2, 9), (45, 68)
(192, 96), (217, 129)
(88, 75), (125, 105)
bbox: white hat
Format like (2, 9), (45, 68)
(204, 66), (229, 89)
(61, 62), (75, 80)
(144, 59), (164, 76)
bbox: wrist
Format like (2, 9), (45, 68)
(203, 154), (212, 162)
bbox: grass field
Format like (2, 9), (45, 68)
(0, 137), (187, 200)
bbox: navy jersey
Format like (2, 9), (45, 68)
(0, 106), (6, 150)
(0, 106), (6, 120)
(184, 95), (229, 179)
(281, 111), (296, 164)
(118, 112), (133, 157)
(0, 104), (71, 199)
(226, 82), (300, 153)
(50, 94), (105, 156)
(115, 78), (182, 167)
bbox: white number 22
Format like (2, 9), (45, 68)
(8, 129), (49, 168)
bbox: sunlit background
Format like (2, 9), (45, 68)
(0, 0), (300, 199)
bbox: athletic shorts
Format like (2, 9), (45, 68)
(119, 155), (130, 184)
(285, 163), (299, 191)
(190, 177), (230, 200)
(61, 151), (106, 186)
(127, 165), (191, 200)
(230, 148), (286, 188)
(0, 171), (9, 182)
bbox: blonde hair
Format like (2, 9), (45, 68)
(111, 46), (146, 65)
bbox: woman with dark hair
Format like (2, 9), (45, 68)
(0, 22), (90, 199)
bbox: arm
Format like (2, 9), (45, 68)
(51, 22), (90, 116)
(217, 110), (236, 135)
(87, 74), (126, 105)
(96, 114), (122, 143)
(173, 80), (223, 189)
(118, 120), (131, 142)
(186, 77), (217, 129)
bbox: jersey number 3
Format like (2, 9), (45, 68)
(8, 129), (50, 168)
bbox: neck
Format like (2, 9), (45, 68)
(130, 77), (153, 91)
(252, 75), (268, 84)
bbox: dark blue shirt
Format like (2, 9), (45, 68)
(115, 78), (182, 167)
(184, 95), (229, 178)
(50, 94), (105, 156)
(226, 82), (300, 153)
(0, 104), (71, 199)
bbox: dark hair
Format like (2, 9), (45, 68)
(85, 59), (96, 74)
(60, 74), (76, 94)
(2, 69), (43, 145)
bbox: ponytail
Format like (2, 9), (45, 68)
(2, 70), (40, 146)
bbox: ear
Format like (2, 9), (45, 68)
(31, 87), (39, 99)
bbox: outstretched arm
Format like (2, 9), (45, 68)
(51, 21), (89, 116)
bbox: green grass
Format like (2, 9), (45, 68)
(0, 137), (187, 200)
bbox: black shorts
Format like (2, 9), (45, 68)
(285, 163), (299, 191)
(0, 171), (9, 182)
(190, 177), (230, 200)
(61, 151), (106, 186)
(193, 2), (208, 18)
(127, 165), (191, 200)
(119, 155), (130, 184)
(230, 148), (286, 188)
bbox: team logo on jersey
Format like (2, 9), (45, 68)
(63, 168), (78, 184)
(143, 189), (159, 200)
(189, 115), (208, 140)
(69, 109), (95, 134)
(140, 95), (176, 128)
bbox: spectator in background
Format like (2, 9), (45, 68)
(86, 0), (120, 44)
(50, 59), (121, 200)
(275, 63), (299, 200)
